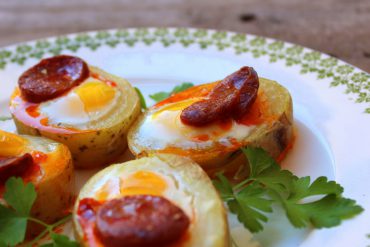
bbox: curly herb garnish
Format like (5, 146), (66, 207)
(0, 177), (79, 246)
(213, 147), (363, 233)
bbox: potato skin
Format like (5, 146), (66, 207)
(206, 107), (293, 180)
(28, 145), (74, 237)
(128, 78), (293, 180)
(14, 116), (133, 169)
(12, 66), (141, 168)
(0, 136), (75, 238)
(73, 154), (230, 247)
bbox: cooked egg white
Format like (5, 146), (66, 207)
(39, 77), (121, 129)
(134, 98), (255, 150)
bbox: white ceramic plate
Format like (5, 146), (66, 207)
(0, 28), (369, 247)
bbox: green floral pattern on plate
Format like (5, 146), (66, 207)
(0, 28), (369, 113)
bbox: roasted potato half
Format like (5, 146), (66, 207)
(10, 56), (141, 168)
(0, 130), (74, 237)
(73, 154), (229, 247)
(128, 76), (293, 180)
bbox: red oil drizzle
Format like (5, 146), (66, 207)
(236, 91), (274, 126)
(91, 72), (117, 87)
(192, 134), (210, 142)
(32, 151), (48, 163)
(26, 105), (40, 118)
(218, 118), (233, 131)
(77, 198), (105, 247)
(107, 81), (117, 88)
(40, 118), (49, 126)
(10, 92), (92, 134)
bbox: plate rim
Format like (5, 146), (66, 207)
(0, 27), (369, 246)
(0, 27), (368, 114)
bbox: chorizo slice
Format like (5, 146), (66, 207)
(18, 55), (89, 103)
(0, 153), (33, 183)
(181, 66), (259, 126)
(96, 195), (190, 247)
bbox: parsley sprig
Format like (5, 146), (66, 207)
(213, 147), (363, 233)
(149, 82), (194, 102)
(134, 87), (147, 110)
(0, 116), (11, 121)
(135, 82), (195, 110)
(0, 177), (78, 247)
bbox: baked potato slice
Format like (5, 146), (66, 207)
(128, 77), (293, 180)
(73, 154), (229, 247)
(0, 130), (74, 237)
(10, 60), (141, 168)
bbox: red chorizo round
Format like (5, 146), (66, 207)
(0, 153), (33, 183)
(181, 66), (259, 126)
(96, 195), (190, 247)
(18, 55), (89, 103)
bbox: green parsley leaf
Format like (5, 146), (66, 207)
(4, 177), (37, 217)
(0, 177), (77, 246)
(172, 82), (194, 94)
(213, 173), (234, 201)
(285, 194), (363, 228)
(287, 176), (343, 201)
(0, 177), (35, 246)
(242, 147), (279, 177)
(213, 147), (364, 233)
(215, 174), (273, 232)
(134, 87), (147, 110)
(149, 92), (170, 102)
(283, 177), (362, 228)
(231, 181), (273, 232)
(149, 82), (194, 102)
(0, 116), (11, 121)
(40, 243), (54, 247)
(40, 233), (79, 247)
(0, 205), (27, 246)
(241, 147), (295, 195)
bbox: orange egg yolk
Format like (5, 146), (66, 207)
(152, 98), (201, 120)
(120, 171), (167, 196)
(0, 130), (27, 157)
(74, 81), (116, 113)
